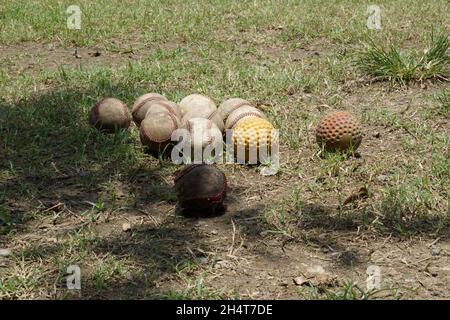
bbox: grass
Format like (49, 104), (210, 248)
(1, 0), (449, 300)
(434, 88), (450, 116)
(0, 0), (443, 46)
(380, 178), (449, 235)
(357, 32), (450, 84)
(270, 165), (449, 238)
(165, 276), (236, 300)
(297, 279), (397, 300)
(261, 107), (450, 237)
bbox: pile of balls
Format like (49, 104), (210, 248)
(88, 93), (362, 215)
(89, 93), (277, 162)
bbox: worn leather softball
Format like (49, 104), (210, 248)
(183, 117), (223, 161)
(140, 111), (179, 156)
(217, 98), (252, 124)
(144, 100), (182, 120)
(225, 105), (266, 130)
(179, 94), (217, 117)
(89, 97), (130, 133)
(131, 93), (167, 126)
(174, 164), (227, 214)
(181, 108), (224, 133)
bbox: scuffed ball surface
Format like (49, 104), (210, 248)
(88, 97), (130, 133)
(174, 164), (227, 215)
(315, 111), (362, 152)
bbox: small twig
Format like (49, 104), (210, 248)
(42, 202), (63, 213)
(311, 255), (333, 261)
(427, 237), (440, 247)
(415, 256), (433, 264)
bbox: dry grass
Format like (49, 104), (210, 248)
(1, 0), (449, 300)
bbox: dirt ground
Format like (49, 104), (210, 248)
(0, 2), (449, 299)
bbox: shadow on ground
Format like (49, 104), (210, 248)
(1, 84), (448, 298)
(295, 202), (450, 239)
(0, 85), (176, 232)
(0, 86), (272, 299)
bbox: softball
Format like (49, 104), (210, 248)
(217, 98), (252, 124)
(181, 108), (224, 133)
(225, 105), (266, 130)
(140, 111), (180, 156)
(144, 100), (182, 120)
(174, 164), (227, 215)
(131, 93), (167, 126)
(88, 97), (130, 133)
(179, 94), (216, 117)
(183, 118), (223, 162)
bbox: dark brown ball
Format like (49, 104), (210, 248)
(89, 97), (130, 133)
(174, 164), (227, 216)
(316, 111), (362, 152)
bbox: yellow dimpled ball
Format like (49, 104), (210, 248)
(232, 117), (278, 164)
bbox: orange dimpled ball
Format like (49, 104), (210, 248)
(232, 117), (278, 164)
(315, 111), (362, 152)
